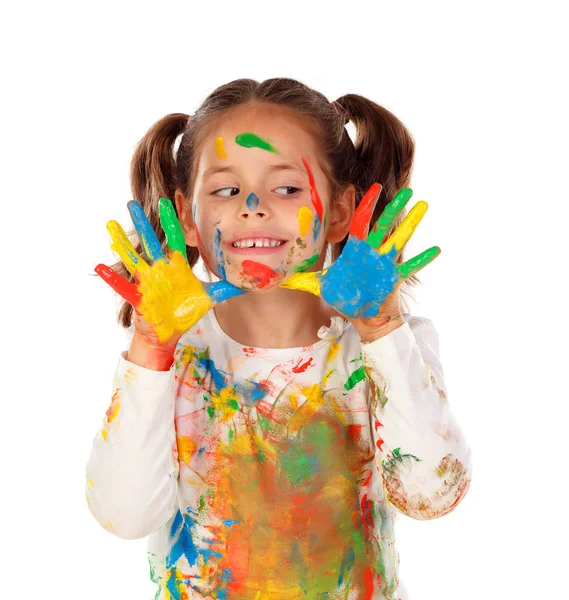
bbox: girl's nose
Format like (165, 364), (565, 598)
(240, 193), (267, 219)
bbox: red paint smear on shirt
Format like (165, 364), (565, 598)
(301, 157), (323, 223)
(363, 566), (375, 600)
(292, 357), (315, 373)
(241, 260), (278, 288)
(376, 437), (385, 452)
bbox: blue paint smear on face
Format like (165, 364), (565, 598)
(312, 214), (321, 243)
(246, 192), (260, 211)
(320, 237), (399, 319)
(214, 227), (226, 279)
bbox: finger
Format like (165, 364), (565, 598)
(279, 272), (323, 296)
(350, 183), (382, 240)
(379, 201), (428, 255)
(205, 281), (247, 304)
(95, 264), (141, 308)
(127, 201), (166, 262)
(107, 220), (150, 278)
(159, 197), (188, 260)
(397, 246), (441, 279)
(367, 187), (413, 248)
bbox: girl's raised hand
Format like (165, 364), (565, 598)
(280, 185), (440, 333)
(95, 198), (245, 346)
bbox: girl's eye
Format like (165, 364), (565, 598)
(213, 187), (239, 198)
(275, 186), (301, 196)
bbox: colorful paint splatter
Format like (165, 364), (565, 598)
(86, 312), (472, 599)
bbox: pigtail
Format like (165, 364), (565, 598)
(114, 113), (198, 329)
(334, 94), (419, 311)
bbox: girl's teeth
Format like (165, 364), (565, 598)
(233, 238), (284, 248)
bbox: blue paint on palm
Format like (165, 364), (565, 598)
(127, 201), (165, 262)
(246, 193), (259, 211)
(320, 237), (399, 318)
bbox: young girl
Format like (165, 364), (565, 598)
(85, 77), (472, 600)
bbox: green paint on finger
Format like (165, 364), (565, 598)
(397, 246), (441, 279)
(367, 187), (413, 248)
(235, 132), (279, 153)
(159, 197), (187, 258)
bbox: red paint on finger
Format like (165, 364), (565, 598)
(350, 183), (382, 239)
(241, 260), (278, 289)
(301, 157), (323, 223)
(95, 264), (141, 308)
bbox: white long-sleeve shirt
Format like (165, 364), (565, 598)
(85, 310), (472, 600)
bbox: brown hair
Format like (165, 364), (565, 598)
(114, 77), (420, 328)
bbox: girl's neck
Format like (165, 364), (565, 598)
(213, 286), (340, 349)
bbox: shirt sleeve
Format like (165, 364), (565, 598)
(84, 348), (181, 540)
(361, 315), (472, 520)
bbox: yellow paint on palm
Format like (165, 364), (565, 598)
(288, 384), (325, 433)
(215, 136), (228, 158)
(280, 271), (323, 296)
(297, 206), (313, 237)
(177, 436), (196, 466)
(379, 200), (428, 255)
(107, 220), (149, 277)
(137, 251), (212, 343)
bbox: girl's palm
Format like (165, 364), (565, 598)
(95, 198), (244, 344)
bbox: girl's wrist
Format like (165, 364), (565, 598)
(127, 330), (178, 371)
(356, 314), (405, 344)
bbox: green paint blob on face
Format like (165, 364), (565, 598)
(235, 132), (279, 153)
(295, 253), (320, 272)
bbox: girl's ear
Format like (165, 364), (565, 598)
(174, 189), (198, 247)
(326, 185), (355, 243)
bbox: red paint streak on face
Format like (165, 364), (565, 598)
(301, 157), (323, 223)
(350, 182), (382, 240)
(194, 226), (217, 274)
(241, 260), (278, 289)
(292, 357), (314, 373)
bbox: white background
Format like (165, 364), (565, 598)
(2, 0), (567, 598)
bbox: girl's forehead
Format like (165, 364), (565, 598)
(203, 107), (319, 159)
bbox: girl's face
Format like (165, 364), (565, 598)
(177, 105), (352, 291)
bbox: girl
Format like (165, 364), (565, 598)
(86, 78), (472, 600)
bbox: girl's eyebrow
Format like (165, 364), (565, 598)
(203, 163), (306, 180)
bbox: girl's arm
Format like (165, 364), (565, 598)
(361, 315), (472, 520)
(84, 336), (181, 540)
